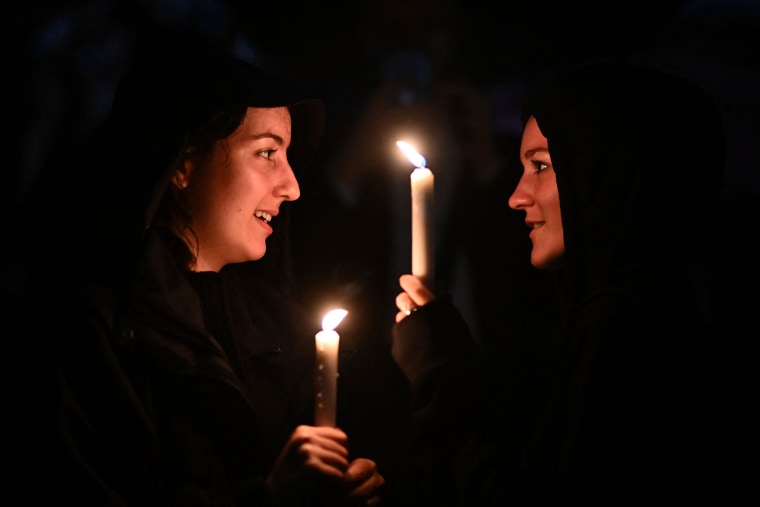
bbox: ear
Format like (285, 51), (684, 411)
(171, 158), (193, 190)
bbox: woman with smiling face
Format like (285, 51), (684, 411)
(390, 63), (754, 504)
(509, 115), (564, 271)
(172, 106), (300, 271)
(28, 37), (388, 506)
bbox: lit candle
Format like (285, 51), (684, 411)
(397, 140), (434, 288)
(314, 308), (348, 427)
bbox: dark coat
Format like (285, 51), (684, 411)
(19, 38), (341, 506)
(392, 63), (756, 506)
(54, 228), (318, 505)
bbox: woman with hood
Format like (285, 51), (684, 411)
(19, 36), (390, 506)
(390, 62), (754, 504)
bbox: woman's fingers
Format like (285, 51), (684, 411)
(395, 292), (418, 315)
(344, 459), (385, 505)
(399, 274), (434, 305)
(395, 274), (437, 322)
(272, 425), (350, 484)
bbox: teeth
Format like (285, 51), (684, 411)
(533, 222), (545, 229)
(254, 210), (272, 223)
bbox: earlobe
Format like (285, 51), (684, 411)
(172, 159), (193, 190)
(171, 172), (188, 190)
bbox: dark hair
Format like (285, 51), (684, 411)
(150, 105), (248, 269)
(150, 103), (302, 282)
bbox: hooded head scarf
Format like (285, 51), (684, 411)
(521, 63), (725, 307)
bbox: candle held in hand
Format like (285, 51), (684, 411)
(314, 308), (348, 427)
(397, 141), (435, 288)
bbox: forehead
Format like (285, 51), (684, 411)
(520, 116), (548, 156)
(235, 106), (292, 143)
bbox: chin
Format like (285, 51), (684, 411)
(231, 246), (266, 263)
(531, 250), (565, 270)
(248, 247), (267, 261)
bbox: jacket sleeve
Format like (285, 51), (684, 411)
(55, 284), (280, 507)
(391, 296), (520, 506)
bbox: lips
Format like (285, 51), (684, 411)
(254, 210), (272, 223)
(527, 221), (544, 240)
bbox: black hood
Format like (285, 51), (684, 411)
(522, 63), (725, 302)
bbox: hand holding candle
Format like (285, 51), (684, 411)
(397, 140), (435, 288)
(314, 308), (348, 427)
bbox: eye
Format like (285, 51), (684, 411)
(258, 149), (276, 160)
(531, 160), (549, 174)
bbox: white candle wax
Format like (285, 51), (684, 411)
(314, 330), (339, 427)
(411, 167), (435, 287)
(398, 141), (435, 288)
(314, 309), (347, 427)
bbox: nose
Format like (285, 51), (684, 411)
(277, 162), (301, 201)
(508, 174), (533, 210)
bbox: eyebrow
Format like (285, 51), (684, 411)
(522, 147), (550, 159)
(245, 132), (286, 146)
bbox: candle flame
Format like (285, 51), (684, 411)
(396, 140), (427, 168)
(322, 308), (348, 331)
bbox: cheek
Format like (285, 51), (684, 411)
(214, 165), (258, 205)
(546, 191), (562, 224)
(190, 177), (250, 226)
(547, 192), (564, 244)
(536, 182), (559, 214)
(538, 181), (565, 258)
(537, 176), (561, 220)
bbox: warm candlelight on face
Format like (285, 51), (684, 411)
(397, 140), (435, 288)
(314, 308), (348, 427)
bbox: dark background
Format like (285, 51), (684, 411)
(5, 0), (759, 454)
(7, 0), (759, 231)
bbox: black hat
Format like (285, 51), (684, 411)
(102, 36), (325, 228)
(108, 39), (324, 170)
